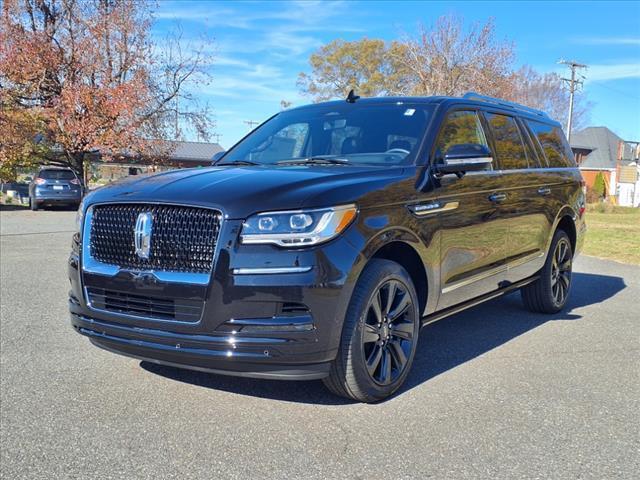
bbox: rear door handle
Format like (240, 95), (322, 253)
(537, 187), (551, 196)
(488, 193), (507, 203)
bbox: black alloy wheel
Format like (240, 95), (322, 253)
(550, 237), (572, 306)
(521, 230), (573, 314)
(362, 279), (415, 385)
(323, 259), (420, 402)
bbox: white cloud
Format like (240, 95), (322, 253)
(572, 36), (640, 46)
(587, 63), (640, 82)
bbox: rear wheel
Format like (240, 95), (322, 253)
(521, 230), (573, 313)
(323, 259), (420, 402)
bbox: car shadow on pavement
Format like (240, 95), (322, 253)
(141, 271), (626, 405)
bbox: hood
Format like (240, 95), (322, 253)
(86, 165), (413, 218)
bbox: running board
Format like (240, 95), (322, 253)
(421, 275), (540, 327)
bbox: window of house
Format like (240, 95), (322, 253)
(485, 113), (528, 170)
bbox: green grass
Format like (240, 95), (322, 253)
(583, 204), (640, 265)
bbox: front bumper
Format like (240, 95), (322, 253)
(69, 218), (365, 380)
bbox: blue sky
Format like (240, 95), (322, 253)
(154, 0), (640, 148)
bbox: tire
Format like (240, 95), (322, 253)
(323, 259), (421, 402)
(521, 230), (573, 314)
(29, 197), (38, 211)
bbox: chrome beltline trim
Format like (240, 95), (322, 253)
(441, 251), (545, 294)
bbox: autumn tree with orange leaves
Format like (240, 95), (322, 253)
(0, 0), (214, 184)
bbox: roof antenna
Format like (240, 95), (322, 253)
(346, 89), (360, 103)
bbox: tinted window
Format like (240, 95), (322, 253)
(435, 110), (488, 157)
(485, 113), (528, 169)
(527, 121), (575, 168)
(39, 169), (76, 180)
(224, 104), (434, 166)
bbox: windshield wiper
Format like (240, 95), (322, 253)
(276, 156), (349, 165)
(216, 160), (260, 166)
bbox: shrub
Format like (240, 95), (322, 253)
(592, 172), (607, 198)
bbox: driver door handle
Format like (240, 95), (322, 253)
(488, 193), (507, 203)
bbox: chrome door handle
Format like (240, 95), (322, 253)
(488, 193), (507, 203)
(537, 187), (551, 196)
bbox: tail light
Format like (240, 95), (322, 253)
(35, 178), (46, 185)
(70, 178), (80, 185)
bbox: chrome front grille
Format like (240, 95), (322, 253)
(89, 204), (221, 274)
(86, 287), (203, 322)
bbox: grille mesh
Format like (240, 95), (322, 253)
(86, 287), (203, 322)
(90, 204), (220, 273)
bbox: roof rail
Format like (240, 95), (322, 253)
(463, 92), (549, 119)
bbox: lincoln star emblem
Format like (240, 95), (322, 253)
(134, 212), (153, 259)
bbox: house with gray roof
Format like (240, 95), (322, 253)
(90, 140), (225, 184)
(571, 127), (639, 205)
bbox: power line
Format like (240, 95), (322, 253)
(244, 120), (260, 130)
(558, 59), (588, 143)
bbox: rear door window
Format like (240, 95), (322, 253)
(435, 110), (488, 158)
(526, 121), (575, 168)
(485, 113), (528, 170)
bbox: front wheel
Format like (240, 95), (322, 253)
(521, 230), (573, 313)
(323, 259), (420, 402)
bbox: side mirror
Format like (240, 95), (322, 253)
(212, 151), (226, 164)
(436, 143), (493, 176)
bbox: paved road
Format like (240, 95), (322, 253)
(1, 207), (639, 479)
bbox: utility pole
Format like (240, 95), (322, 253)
(558, 59), (587, 143)
(244, 120), (260, 130)
(211, 133), (222, 144)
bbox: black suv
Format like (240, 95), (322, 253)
(69, 93), (586, 402)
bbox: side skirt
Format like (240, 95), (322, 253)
(421, 275), (540, 327)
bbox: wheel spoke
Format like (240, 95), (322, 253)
(363, 323), (379, 344)
(384, 281), (397, 315)
(370, 291), (383, 324)
(388, 340), (407, 370)
(560, 259), (571, 271)
(379, 349), (392, 384)
(366, 345), (383, 376)
(559, 272), (570, 288)
(557, 281), (565, 304)
(388, 292), (410, 321)
(390, 321), (413, 340)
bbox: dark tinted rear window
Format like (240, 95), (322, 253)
(485, 113), (528, 170)
(39, 169), (76, 180)
(526, 121), (575, 168)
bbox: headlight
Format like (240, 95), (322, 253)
(241, 204), (357, 247)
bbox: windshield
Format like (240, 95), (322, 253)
(222, 103), (434, 166)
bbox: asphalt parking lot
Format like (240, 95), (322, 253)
(1, 206), (638, 479)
